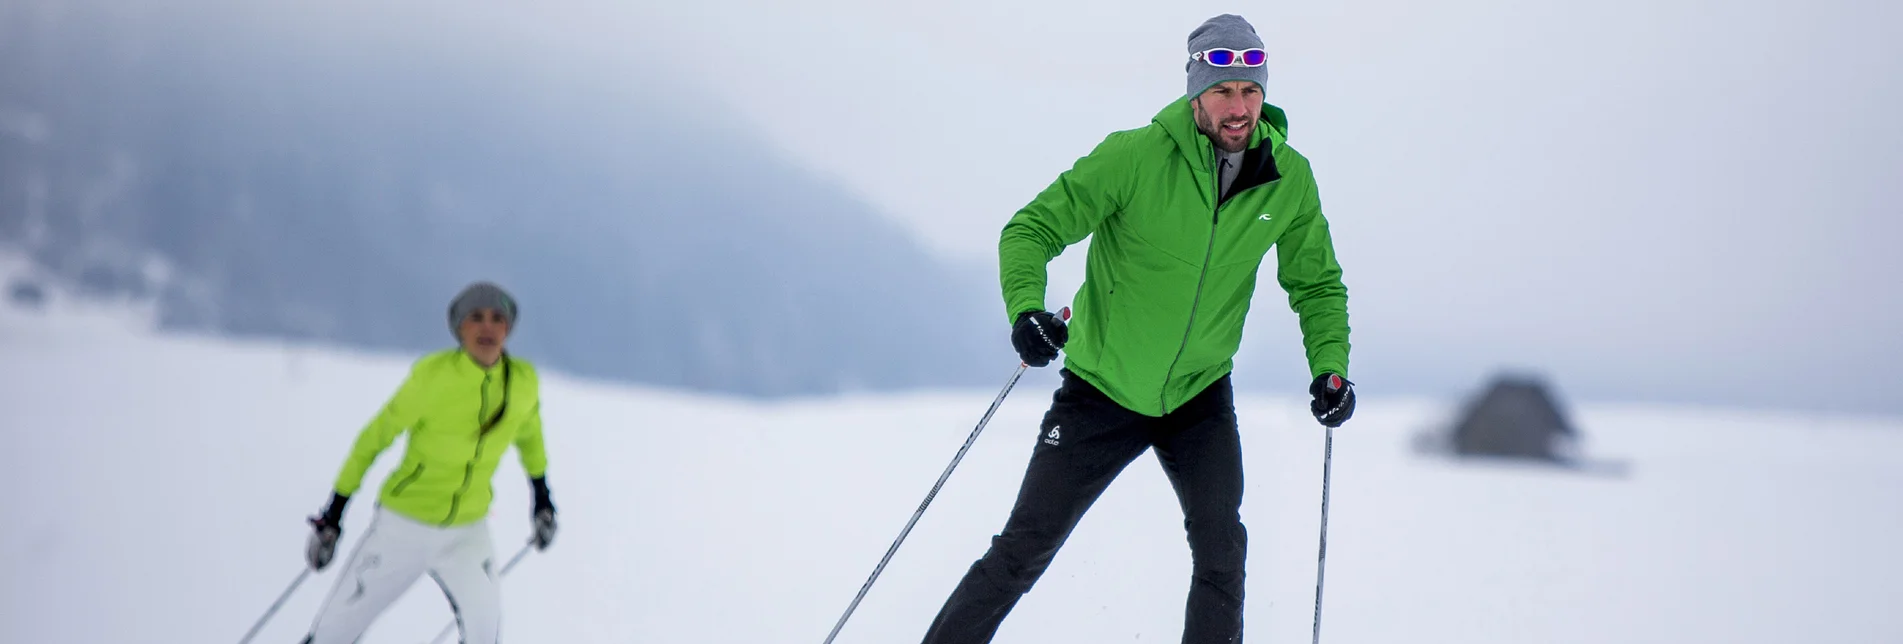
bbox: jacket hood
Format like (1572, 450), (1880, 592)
(1155, 97), (1291, 163)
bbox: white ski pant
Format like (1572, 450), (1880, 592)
(306, 505), (500, 644)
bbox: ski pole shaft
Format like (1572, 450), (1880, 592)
(426, 538), (536, 644)
(238, 567), (311, 644)
(822, 363), (1025, 644)
(1311, 425), (1335, 644)
(820, 306), (1066, 644)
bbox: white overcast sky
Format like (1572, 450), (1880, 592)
(66, 0), (1903, 413)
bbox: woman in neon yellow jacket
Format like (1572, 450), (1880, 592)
(298, 282), (556, 644)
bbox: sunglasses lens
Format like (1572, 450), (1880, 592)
(1205, 50), (1236, 66)
(1242, 49), (1266, 66)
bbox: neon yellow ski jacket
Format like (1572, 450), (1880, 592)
(332, 349), (548, 526)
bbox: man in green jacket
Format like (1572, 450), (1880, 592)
(919, 14), (1355, 644)
(299, 282), (557, 644)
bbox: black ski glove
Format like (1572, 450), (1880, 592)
(306, 492), (348, 570)
(1309, 373), (1356, 428)
(530, 476), (557, 550)
(1011, 310), (1068, 368)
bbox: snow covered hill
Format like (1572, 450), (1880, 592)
(3, 298), (1901, 644)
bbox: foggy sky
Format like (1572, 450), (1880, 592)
(8, 0), (1899, 414)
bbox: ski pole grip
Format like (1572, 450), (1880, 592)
(1058, 306), (1071, 322)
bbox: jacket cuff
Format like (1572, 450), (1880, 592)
(321, 491), (350, 526)
(530, 476), (554, 512)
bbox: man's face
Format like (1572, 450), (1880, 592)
(1192, 81), (1263, 153)
(458, 308), (511, 366)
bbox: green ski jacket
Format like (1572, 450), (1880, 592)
(332, 349), (549, 526)
(999, 97), (1351, 417)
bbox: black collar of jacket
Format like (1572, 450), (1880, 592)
(1218, 120), (1284, 206)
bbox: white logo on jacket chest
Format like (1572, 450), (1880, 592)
(1259, 213), (1274, 221)
(1044, 426), (1061, 446)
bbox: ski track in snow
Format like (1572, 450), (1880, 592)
(2, 302), (1901, 644)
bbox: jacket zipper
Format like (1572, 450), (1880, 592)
(1159, 147), (1223, 415)
(445, 449), (479, 525)
(444, 369), (492, 525)
(391, 462), (425, 496)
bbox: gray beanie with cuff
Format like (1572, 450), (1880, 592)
(1185, 14), (1269, 98)
(447, 281), (519, 339)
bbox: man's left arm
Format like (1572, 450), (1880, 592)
(1276, 172), (1356, 426)
(515, 399), (548, 480)
(516, 399), (558, 549)
(1275, 172), (1351, 380)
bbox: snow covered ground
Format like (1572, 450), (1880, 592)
(3, 295), (1901, 644)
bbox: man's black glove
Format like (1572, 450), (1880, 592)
(1309, 373), (1356, 428)
(1011, 310), (1068, 368)
(306, 492), (348, 570)
(530, 476), (557, 550)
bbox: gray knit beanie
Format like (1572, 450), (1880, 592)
(447, 281), (518, 338)
(1185, 14), (1269, 98)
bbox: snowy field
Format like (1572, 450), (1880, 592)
(3, 295), (1902, 644)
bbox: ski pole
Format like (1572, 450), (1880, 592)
(1311, 425), (1335, 644)
(425, 537), (538, 644)
(821, 308), (1066, 644)
(237, 567), (312, 644)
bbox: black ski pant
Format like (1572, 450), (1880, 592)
(920, 369), (1247, 644)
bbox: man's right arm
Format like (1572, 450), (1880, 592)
(332, 360), (428, 497)
(308, 359), (429, 569)
(998, 132), (1136, 323)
